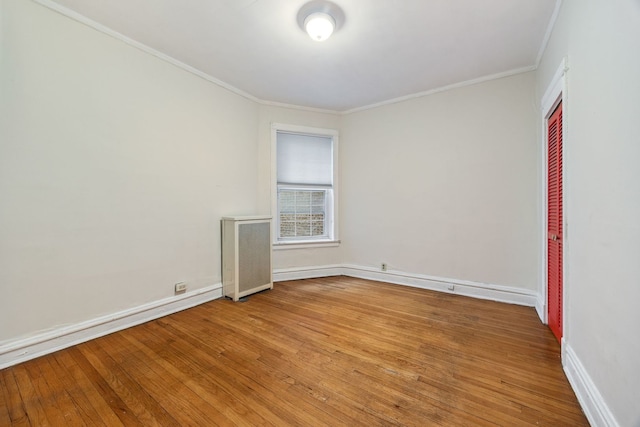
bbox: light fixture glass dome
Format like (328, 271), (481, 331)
(304, 12), (335, 42)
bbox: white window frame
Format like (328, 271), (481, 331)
(271, 123), (339, 249)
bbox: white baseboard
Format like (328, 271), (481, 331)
(273, 264), (343, 282)
(0, 283), (223, 370)
(563, 344), (619, 427)
(342, 264), (537, 306)
(274, 264), (537, 307)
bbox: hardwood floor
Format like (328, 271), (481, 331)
(0, 276), (588, 426)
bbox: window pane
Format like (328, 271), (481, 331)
(311, 191), (325, 204)
(296, 191), (311, 204)
(311, 221), (324, 235)
(279, 191), (295, 210)
(280, 221), (295, 237)
(296, 220), (311, 236)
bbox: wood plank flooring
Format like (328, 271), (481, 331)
(0, 276), (589, 426)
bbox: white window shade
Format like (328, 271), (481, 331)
(277, 132), (333, 186)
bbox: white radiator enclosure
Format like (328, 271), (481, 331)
(221, 216), (273, 301)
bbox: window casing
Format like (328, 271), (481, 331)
(272, 125), (338, 246)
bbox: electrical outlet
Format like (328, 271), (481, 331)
(175, 282), (187, 294)
(381, 263), (387, 271)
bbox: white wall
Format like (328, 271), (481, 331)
(0, 0), (259, 343)
(340, 72), (539, 290)
(257, 105), (343, 270)
(537, 1), (640, 425)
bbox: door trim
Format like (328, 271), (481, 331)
(539, 58), (568, 345)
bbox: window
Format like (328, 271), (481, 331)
(272, 124), (338, 246)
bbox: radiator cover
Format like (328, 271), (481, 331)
(221, 216), (273, 301)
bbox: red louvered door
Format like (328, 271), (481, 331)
(547, 101), (563, 343)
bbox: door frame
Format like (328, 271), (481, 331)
(539, 58), (568, 347)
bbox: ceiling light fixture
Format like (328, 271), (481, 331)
(304, 12), (335, 42)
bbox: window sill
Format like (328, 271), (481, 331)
(273, 240), (341, 250)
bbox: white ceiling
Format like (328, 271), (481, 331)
(45, 0), (558, 112)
